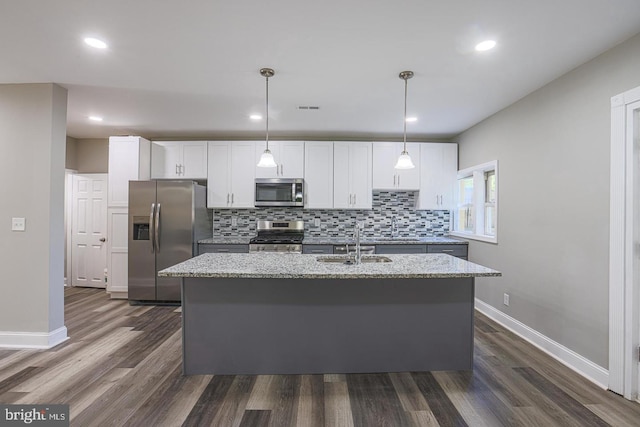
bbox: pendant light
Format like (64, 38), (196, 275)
(395, 70), (416, 170)
(257, 67), (278, 168)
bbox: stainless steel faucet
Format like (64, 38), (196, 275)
(353, 222), (363, 264)
(391, 216), (399, 237)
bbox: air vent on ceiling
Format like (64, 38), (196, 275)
(298, 106), (320, 110)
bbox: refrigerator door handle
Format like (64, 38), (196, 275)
(150, 203), (156, 253)
(155, 203), (161, 252)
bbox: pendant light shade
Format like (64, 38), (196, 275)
(257, 148), (276, 167)
(394, 70), (416, 170)
(395, 150), (415, 169)
(257, 67), (277, 168)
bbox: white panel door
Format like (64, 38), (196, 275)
(72, 174), (108, 288)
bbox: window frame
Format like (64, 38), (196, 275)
(450, 160), (498, 244)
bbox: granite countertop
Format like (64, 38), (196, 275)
(199, 236), (467, 245)
(159, 253), (500, 279)
(199, 237), (251, 245)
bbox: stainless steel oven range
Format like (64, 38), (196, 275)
(249, 220), (304, 253)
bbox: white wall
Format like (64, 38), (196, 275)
(0, 83), (67, 346)
(457, 33), (640, 368)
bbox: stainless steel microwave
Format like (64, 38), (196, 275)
(255, 178), (304, 207)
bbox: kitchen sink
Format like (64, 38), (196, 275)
(317, 255), (392, 264)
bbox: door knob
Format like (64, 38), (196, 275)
(99, 238), (106, 242)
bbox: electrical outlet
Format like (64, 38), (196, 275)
(503, 293), (510, 306)
(314, 218), (321, 227)
(11, 217), (26, 231)
(231, 216), (238, 227)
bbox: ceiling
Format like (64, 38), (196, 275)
(2, 0), (640, 141)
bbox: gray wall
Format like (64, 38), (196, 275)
(0, 83), (67, 334)
(66, 136), (78, 170)
(76, 138), (108, 173)
(457, 33), (640, 368)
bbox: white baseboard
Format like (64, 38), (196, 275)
(475, 298), (609, 389)
(108, 291), (128, 300)
(0, 326), (69, 349)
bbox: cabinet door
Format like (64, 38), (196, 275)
(333, 143), (352, 209)
(199, 244), (249, 254)
(439, 144), (458, 209)
(427, 244), (467, 258)
(151, 142), (181, 179)
(302, 245), (334, 254)
(397, 142), (421, 190)
(230, 142), (256, 208)
(418, 143), (457, 210)
(108, 136), (145, 207)
(349, 142), (372, 209)
(304, 141), (333, 209)
(279, 141), (304, 178)
(255, 142), (278, 179)
(181, 141), (208, 179)
(373, 142), (420, 190)
(418, 144), (442, 209)
(376, 244), (427, 254)
(372, 142), (397, 190)
(255, 141), (304, 178)
(207, 142), (231, 208)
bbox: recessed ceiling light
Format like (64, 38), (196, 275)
(405, 117), (418, 122)
(88, 116), (103, 122)
(84, 37), (108, 49)
(250, 114), (262, 120)
(475, 40), (496, 52)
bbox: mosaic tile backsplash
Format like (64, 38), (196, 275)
(212, 191), (450, 238)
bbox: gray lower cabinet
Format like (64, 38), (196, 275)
(427, 244), (468, 259)
(302, 245), (334, 254)
(375, 244), (427, 254)
(198, 244), (249, 254)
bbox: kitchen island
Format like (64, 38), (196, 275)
(159, 253), (501, 375)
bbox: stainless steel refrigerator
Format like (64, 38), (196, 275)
(128, 180), (210, 302)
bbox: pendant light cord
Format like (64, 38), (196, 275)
(265, 75), (269, 151)
(403, 77), (408, 152)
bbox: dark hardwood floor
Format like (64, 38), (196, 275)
(0, 287), (639, 426)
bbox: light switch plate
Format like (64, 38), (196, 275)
(12, 217), (26, 231)
(314, 218), (321, 227)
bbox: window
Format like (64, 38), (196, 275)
(450, 160), (498, 243)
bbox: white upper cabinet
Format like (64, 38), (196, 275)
(304, 141), (334, 209)
(333, 142), (372, 209)
(418, 143), (458, 210)
(255, 141), (305, 179)
(108, 136), (151, 207)
(372, 142), (421, 190)
(207, 141), (255, 208)
(151, 141), (208, 179)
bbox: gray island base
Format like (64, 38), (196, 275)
(159, 253), (501, 376)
